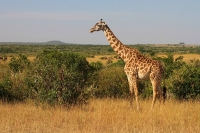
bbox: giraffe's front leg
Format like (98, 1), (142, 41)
(132, 79), (140, 111)
(126, 73), (140, 110)
(129, 82), (134, 107)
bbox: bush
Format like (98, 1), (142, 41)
(26, 50), (91, 106)
(89, 61), (104, 71)
(0, 76), (25, 102)
(169, 59), (200, 100)
(8, 54), (30, 74)
(0, 84), (11, 101)
(154, 53), (185, 79)
(0, 54), (31, 102)
(94, 66), (129, 98)
(110, 59), (125, 67)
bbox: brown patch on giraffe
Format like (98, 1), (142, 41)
(143, 60), (147, 63)
(115, 42), (120, 47)
(125, 48), (129, 55)
(129, 59), (134, 63)
(126, 53), (131, 59)
(112, 35), (116, 38)
(140, 63), (144, 67)
(152, 61), (156, 65)
(127, 63), (132, 67)
(129, 51), (133, 56)
(116, 49), (119, 53)
(147, 59), (151, 63)
(141, 70), (146, 73)
(112, 45), (116, 49)
(121, 54), (125, 59)
(118, 45), (123, 51)
(110, 41), (114, 45)
(112, 38), (116, 42)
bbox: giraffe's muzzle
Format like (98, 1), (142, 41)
(90, 29), (94, 33)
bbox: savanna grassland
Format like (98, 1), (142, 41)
(0, 99), (200, 133)
(1, 43), (200, 133)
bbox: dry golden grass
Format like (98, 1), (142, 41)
(87, 53), (200, 65)
(158, 53), (200, 62)
(1, 99), (200, 133)
(87, 55), (119, 65)
(0, 56), (35, 64)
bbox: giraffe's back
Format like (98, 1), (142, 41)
(125, 52), (164, 80)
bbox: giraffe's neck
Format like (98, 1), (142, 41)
(103, 26), (133, 62)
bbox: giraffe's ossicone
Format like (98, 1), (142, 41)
(90, 19), (166, 110)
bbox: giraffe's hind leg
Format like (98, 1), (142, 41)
(133, 81), (140, 110)
(150, 77), (162, 109)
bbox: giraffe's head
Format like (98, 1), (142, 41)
(90, 19), (107, 33)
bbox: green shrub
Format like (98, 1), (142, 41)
(26, 50), (91, 106)
(0, 84), (11, 101)
(0, 75), (26, 102)
(94, 66), (129, 98)
(154, 53), (185, 79)
(0, 54), (31, 102)
(110, 59), (125, 67)
(8, 54), (30, 74)
(90, 61), (104, 71)
(168, 59), (200, 100)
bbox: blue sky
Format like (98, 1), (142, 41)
(0, 0), (200, 44)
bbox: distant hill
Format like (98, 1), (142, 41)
(45, 40), (66, 44)
(0, 40), (74, 45)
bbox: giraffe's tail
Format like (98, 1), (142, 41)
(162, 64), (167, 102)
(162, 86), (167, 102)
(162, 70), (167, 102)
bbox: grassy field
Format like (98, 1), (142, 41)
(1, 99), (200, 133)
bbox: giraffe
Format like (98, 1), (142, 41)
(90, 19), (166, 110)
